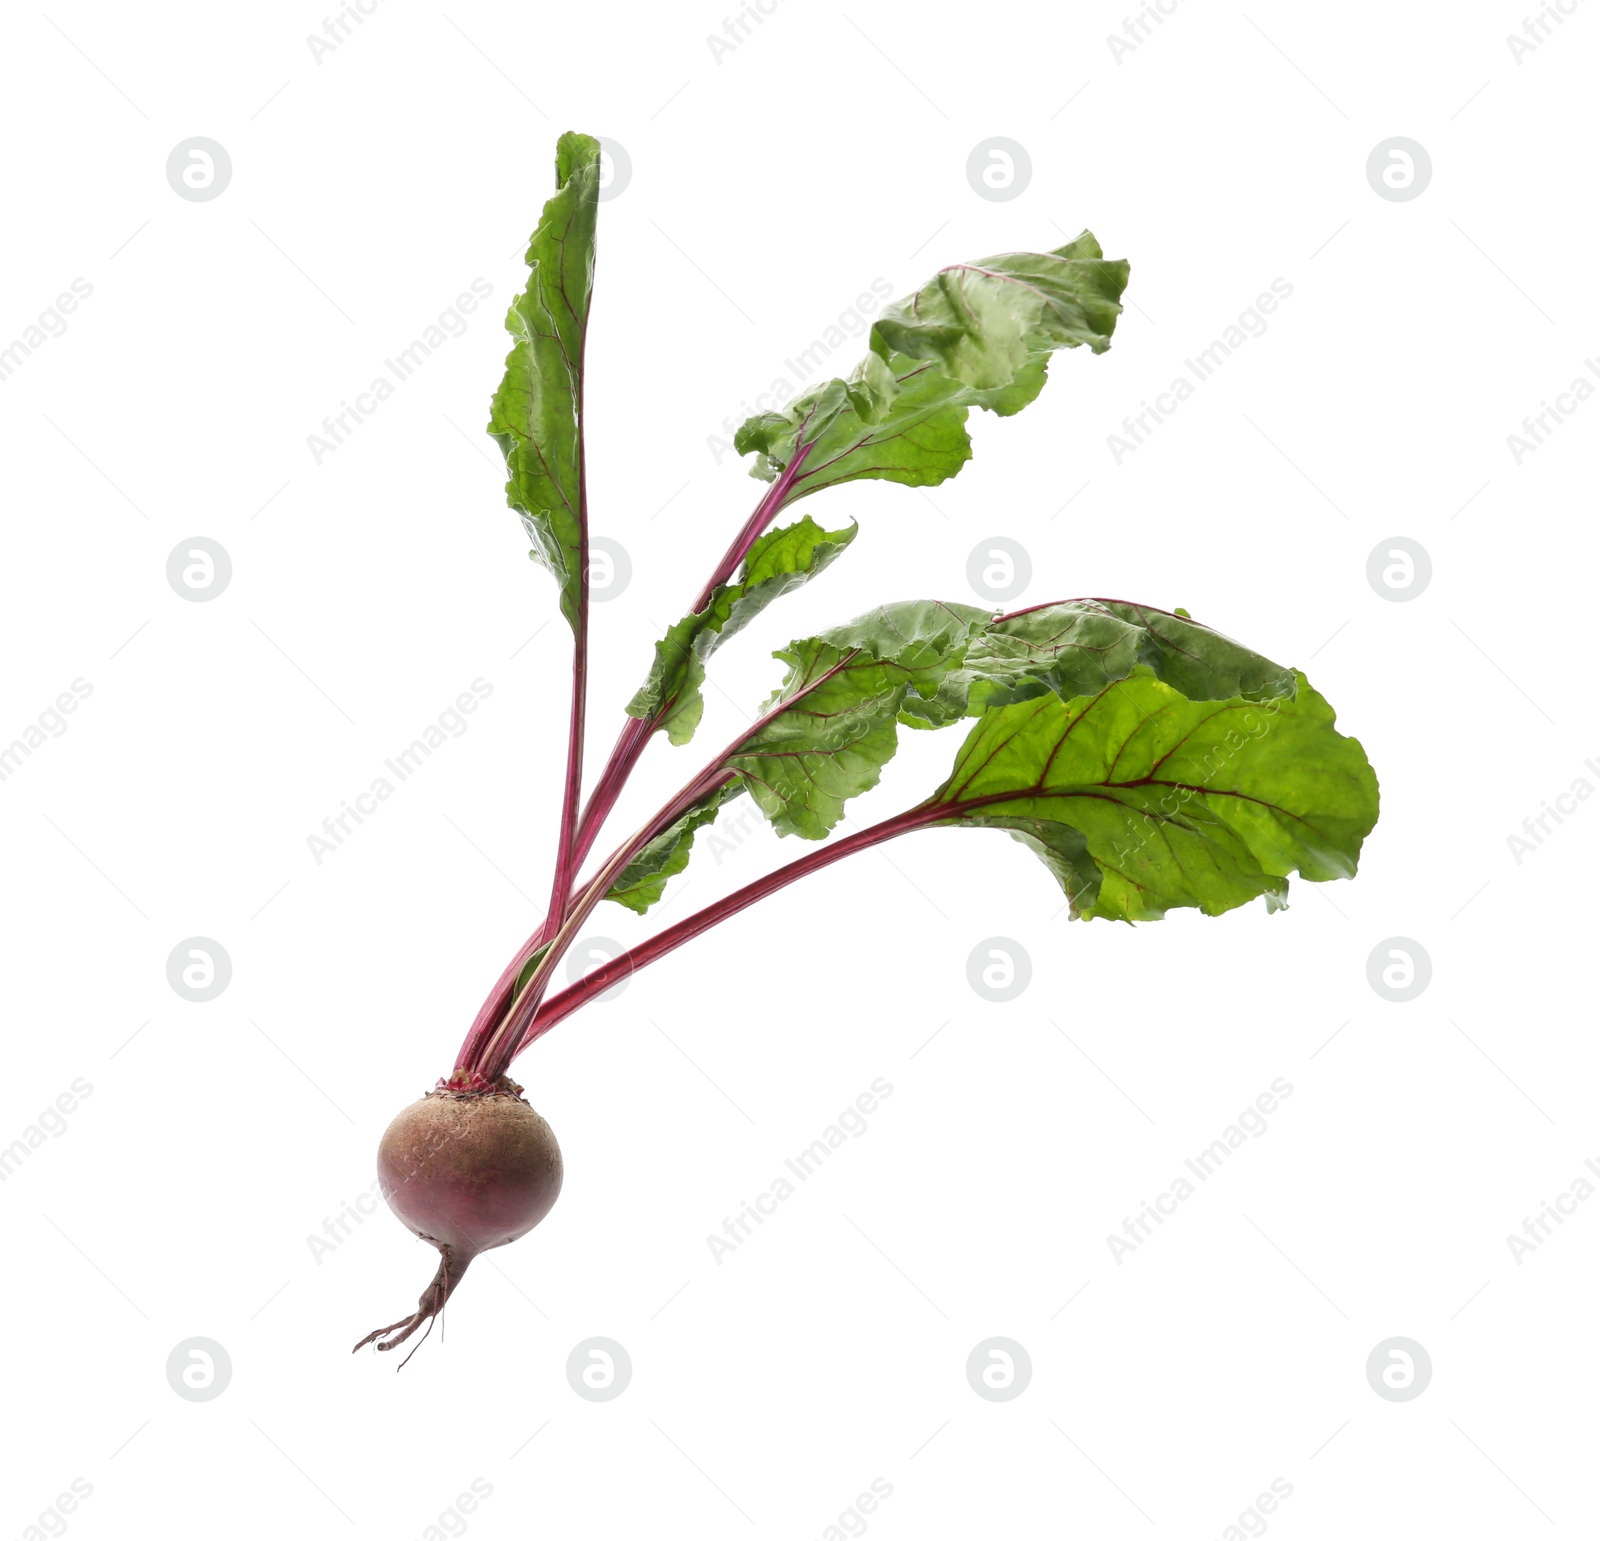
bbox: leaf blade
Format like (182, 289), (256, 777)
(728, 600), (989, 839)
(626, 515), (859, 746)
(933, 669), (1379, 921)
(487, 132), (602, 630)
(604, 783), (743, 915)
(871, 237), (1131, 388)
(905, 598), (1298, 727)
(734, 234), (1129, 497)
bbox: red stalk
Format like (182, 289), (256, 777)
(546, 327), (593, 929)
(564, 441), (817, 862)
(475, 641), (862, 1080)
(512, 799), (958, 1054)
(547, 615), (588, 920)
(475, 763), (734, 1081)
(690, 442), (815, 609)
(454, 442), (816, 1074)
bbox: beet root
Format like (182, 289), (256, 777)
(354, 1083), (562, 1357)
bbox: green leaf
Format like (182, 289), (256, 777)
(872, 236), (1130, 389)
(487, 132), (602, 631)
(734, 233), (1128, 497)
(931, 669), (1379, 921)
(609, 598), (983, 911)
(844, 351), (898, 422)
(605, 783), (744, 915)
(903, 599), (1298, 728)
(729, 601), (989, 839)
(627, 515), (858, 746)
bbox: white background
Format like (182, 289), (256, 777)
(2, 3), (1596, 1537)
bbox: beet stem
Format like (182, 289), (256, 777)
(452, 442), (818, 1077)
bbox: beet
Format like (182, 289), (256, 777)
(354, 1083), (562, 1357)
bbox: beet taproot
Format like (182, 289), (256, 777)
(354, 1084), (561, 1357)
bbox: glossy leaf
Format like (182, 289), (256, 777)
(932, 669), (1379, 921)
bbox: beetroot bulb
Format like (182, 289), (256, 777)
(353, 1077), (561, 1356)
